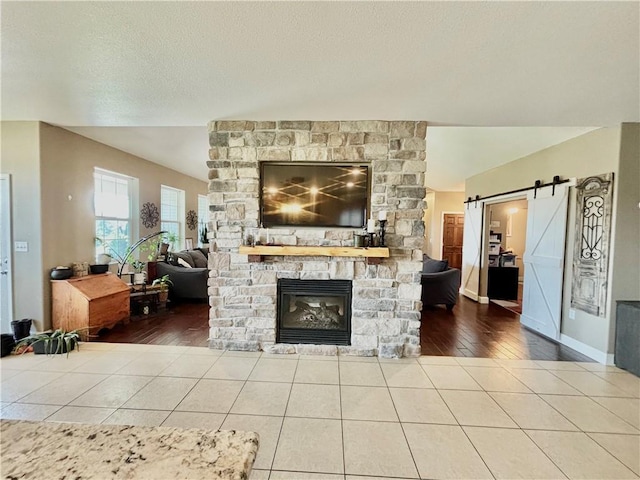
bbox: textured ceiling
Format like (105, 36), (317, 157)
(2, 2), (638, 188)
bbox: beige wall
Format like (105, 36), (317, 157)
(0, 122), (44, 327)
(1, 122), (208, 330)
(423, 191), (465, 259)
(466, 127), (626, 356)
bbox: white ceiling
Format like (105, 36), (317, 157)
(2, 2), (638, 189)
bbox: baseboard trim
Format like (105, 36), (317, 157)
(463, 289), (478, 301)
(478, 296), (489, 304)
(559, 334), (611, 364)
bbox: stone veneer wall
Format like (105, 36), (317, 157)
(207, 121), (427, 357)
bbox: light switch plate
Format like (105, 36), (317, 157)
(14, 241), (28, 252)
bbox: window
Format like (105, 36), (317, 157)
(94, 169), (136, 260)
(161, 185), (185, 249)
(198, 194), (208, 245)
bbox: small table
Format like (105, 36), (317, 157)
(129, 283), (163, 316)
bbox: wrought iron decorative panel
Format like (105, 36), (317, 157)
(571, 173), (614, 317)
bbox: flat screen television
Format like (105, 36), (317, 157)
(260, 163), (370, 228)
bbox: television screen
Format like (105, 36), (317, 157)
(260, 163), (369, 228)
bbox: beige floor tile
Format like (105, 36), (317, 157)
(417, 356), (459, 365)
(76, 342), (117, 351)
(341, 386), (398, 422)
(577, 362), (625, 373)
(108, 343), (154, 352)
(295, 360), (339, 384)
(455, 357), (500, 367)
(27, 351), (101, 372)
(464, 366), (532, 393)
(249, 358), (298, 383)
(203, 356), (258, 380)
(0, 353), (49, 371)
(343, 420), (418, 478)
(489, 392), (578, 431)
(182, 346), (224, 356)
(222, 350), (262, 358)
(593, 372), (640, 397)
(114, 353), (181, 376)
(122, 376), (198, 410)
(390, 388), (457, 425)
(70, 375), (152, 408)
(338, 355), (378, 363)
(527, 430), (637, 479)
(141, 345), (192, 354)
(231, 381), (292, 416)
(271, 472), (343, 479)
(221, 414), (284, 470)
(346, 477), (415, 480)
(465, 426), (566, 479)
(72, 352), (143, 374)
(591, 396), (640, 429)
(176, 378), (243, 413)
(541, 395), (639, 434)
(0, 371), (63, 402)
(0, 403), (61, 421)
(286, 383), (341, 419)
(589, 433), (640, 476)
(535, 360), (586, 371)
(0, 402), (11, 411)
(18, 372), (107, 405)
(420, 365), (482, 390)
(551, 370), (635, 397)
(380, 363), (433, 388)
(249, 469), (270, 480)
(102, 408), (170, 426)
(46, 405), (115, 424)
(495, 359), (544, 369)
(507, 368), (581, 395)
(440, 390), (517, 428)
(296, 354), (338, 362)
(0, 369), (21, 381)
(378, 357), (419, 364)
(340, 362), (385, 386)
(158, 354), (219, 378)
(161, 411), (226, 430)
(404, 423), (493, 479)
(262, 353), (299, 361)
(273, 417), (344, 474)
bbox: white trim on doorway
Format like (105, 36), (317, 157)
(0, 174), (14, 334)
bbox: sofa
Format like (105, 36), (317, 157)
(421, 255), (461, 310)
(156, 248), (209, 300)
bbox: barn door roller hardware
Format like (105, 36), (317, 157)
(465, 176), (570, 204)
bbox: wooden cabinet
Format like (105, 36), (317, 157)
(51, 273), (130, 340)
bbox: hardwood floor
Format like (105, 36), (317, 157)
(96, 296), (594, 362)
(96, 301), (210, 347)
(421, 295), (594, 361)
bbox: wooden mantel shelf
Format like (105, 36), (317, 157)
(238, 245), (390, 258)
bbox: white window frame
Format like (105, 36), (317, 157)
(198, 194), (208, 246)
(161, 184), (185, 250)
(94, 168), (138, 261)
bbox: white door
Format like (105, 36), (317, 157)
(0, 174), (13, 333)
(521, 184), (569, 340)
(461, 201), (483, 301)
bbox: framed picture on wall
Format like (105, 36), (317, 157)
(185, 238), (193, 250)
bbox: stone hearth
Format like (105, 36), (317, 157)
(206, 121), (426, 358)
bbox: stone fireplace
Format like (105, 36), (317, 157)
(207, 120), (426, 358)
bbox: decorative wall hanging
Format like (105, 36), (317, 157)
(186, 210), (198, 230)
(571, 173), (614, 317)
(140, 202), (160, 228)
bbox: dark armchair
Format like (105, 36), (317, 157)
(421, 256), (461, 311)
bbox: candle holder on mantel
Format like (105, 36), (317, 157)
(378, 219), (387, 247)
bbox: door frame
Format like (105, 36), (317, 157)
(0, 174), (14, 332)
(440, 210), (464, 263)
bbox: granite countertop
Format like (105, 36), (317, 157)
(1, 420), (259, 479)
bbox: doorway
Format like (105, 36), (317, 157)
(442, 213), (464, 269)
(486, 199), (527, 314)
(0, 174), (13, 334)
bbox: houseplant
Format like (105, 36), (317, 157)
(16, 329), (81, 357)
(152, 274), (173, 307)
(199, 222), (209, 248)
(131, 260), (146, 285)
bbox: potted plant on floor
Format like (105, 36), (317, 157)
(152, 274), (173, 308)
(15, 329), (81, 357)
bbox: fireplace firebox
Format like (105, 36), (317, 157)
(277, 279), (352, 345)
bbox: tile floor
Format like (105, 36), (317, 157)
(1, 343), (639, 479)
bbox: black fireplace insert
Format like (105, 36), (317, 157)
(277, 278), (352, 345)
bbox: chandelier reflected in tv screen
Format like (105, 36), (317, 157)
(260, 163), (370, 228)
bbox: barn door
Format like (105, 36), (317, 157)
(521, 185), (569, 340)
(461, 202), (483, 300)
(442, 213), (464, 269)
